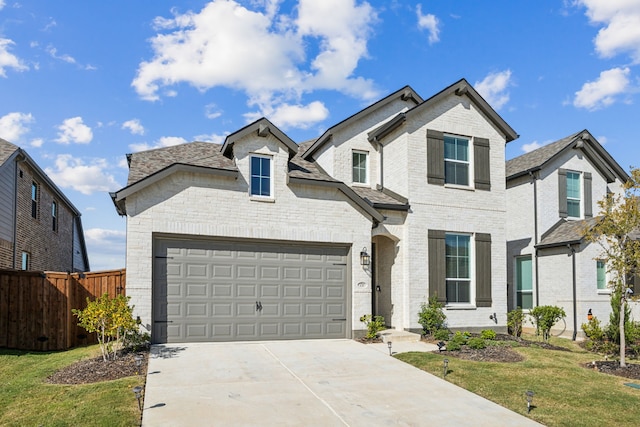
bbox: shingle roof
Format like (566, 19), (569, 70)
(537, 217), (599, 248)
(506, 131), (581, 179)
(350, 186), (409, 210)
(0, 138), (19, 165)
(127, 142), (237, 186)
(288, 140), (338, 183)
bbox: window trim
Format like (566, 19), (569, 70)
(352, 150), (369, 185)
(249, 154), (274, 199)
(445, 232), (474, 306)
(566, 171), (582, 219)
(444, 134), (472, 188)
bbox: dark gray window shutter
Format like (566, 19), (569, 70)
(475, 233), (492, 307)
(584, 172), (593, 218)
(427, 130), (444, 185)
(474, 137), (491, 191)
(558, 169), (568, 218)
(428, 229), (446, 304)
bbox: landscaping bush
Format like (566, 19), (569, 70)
(433, 329), (450, 341)
(418, 296), (447, 336)
(507, 307), (524, 337)
(529, 305), (566, 341)
(480, 329), (496, 340)
(359, 314), (385, 339)
(467, 337), (486, 349)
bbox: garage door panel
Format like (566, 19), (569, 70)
(153, 238), (349, 343)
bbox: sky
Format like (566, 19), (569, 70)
(1, 0), (639, 271)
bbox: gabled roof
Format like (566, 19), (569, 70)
(536, 217), (599, 249)
(222, 117), (297, 158)
(0, 138), (19, 165)
(301, 85), (423, 160)
(366, 78), (518, 145)
(506, 130), (629, 183)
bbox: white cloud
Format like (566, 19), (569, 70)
(474, 70), (513, 110)
(0, 38), (28, 77)
(244, 100), (329, 129)
(122, 119), (145, 135)
(84, 228), (126, 271)
(129, 136), (188, 152)
(416, 4), (440, 44)
(522, 141), (542, 153)
(597, 135), (608, 144)
(132, 0), (378, 128)
(47, 46), (76, 64)
(193, 133), (226, 144)
(55, 117), (93, 144)
(205, 103), (222, 119)
(117, 157), (129, 169)
(44, 155), (120, 195)
(30, 138), (44, 148)
(0, 1), (5, 10)
(0, 112), (34, 142)
(577, 0), (640, 63)
(573, 67), (630, 110)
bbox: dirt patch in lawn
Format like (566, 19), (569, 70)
(47, 350), (149, 385)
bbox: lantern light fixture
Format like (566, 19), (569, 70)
(360, 247), (370, 266)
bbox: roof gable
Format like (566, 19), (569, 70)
(0, 138), (19, 165)
(506, 130), (629, 183)
(301, 85), (423, 160)
(222, 118), (297, 158)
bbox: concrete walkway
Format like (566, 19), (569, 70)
(142, 339), (541, 427)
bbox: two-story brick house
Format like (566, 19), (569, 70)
(506, 130), (629, 338)
(0, 138), (90, 272)
(111, 78), (518, 343)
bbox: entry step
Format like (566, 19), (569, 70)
(378, 329), (421, 343)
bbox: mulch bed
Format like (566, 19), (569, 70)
(47, 350), (149, 384)
(582, 360), (640, 380)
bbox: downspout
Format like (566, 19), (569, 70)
(569, 244), (577, 341)
(530, 171), (540, 307)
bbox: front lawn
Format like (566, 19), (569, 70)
(0, 345), (143, 426)
(396, 337), (640, 427)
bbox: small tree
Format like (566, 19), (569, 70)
(418, 296), (447, 336)
(585, 167), (640, 368)
(507, 307), (524, 338)
(359, 314), (385, 339)
(529, 305), (566, 342)
(73, 294), (138, 362)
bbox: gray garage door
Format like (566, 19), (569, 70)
(152, 238), (350, 343)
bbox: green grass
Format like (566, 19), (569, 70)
(0, 345), (142, 426)
(396, 337), (640, 427)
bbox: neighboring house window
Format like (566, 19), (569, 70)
(21, 252), (29, 270)
(444, 135), (470, 186)
(250, 155), (272, 197)
(352, 151), (368, 184)
(31, 182), (38, 219)
(566, 171), (581, 218)
(52, 201), (58, 231)
(516, 256), (533, 309)
(445, 233), (471, 304)
(597, 260), (607, 290)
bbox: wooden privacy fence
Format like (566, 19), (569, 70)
(0, 269), (126, 351)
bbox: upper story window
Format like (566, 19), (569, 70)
(31, 182), (38, 219)
(444, 135), (470, 186)
(352, 150), (368, 185)
(566, 171), (581, 218)
(445, 233), (471, 304)
(250, 155), (272, 197)
(52, 201), (58, 232)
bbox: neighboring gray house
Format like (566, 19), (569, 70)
(112, 78), (518, 344)
(506, 130), (630, 338)
(0, 138), (90, 272)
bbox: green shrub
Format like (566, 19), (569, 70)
(507, 307), (524, 337)
(434, 329), (450, 341)
(359, 314), (385, 339)
(446, 340), (462, 351)
(529, 305), (566, 341)
(418, 296), (447, 335)
(480, 329), (496, 340)
(468, 337), (486, 349)
(581, 316), (605, 342)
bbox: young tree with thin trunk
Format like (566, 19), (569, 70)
(585, 167), (640, 368)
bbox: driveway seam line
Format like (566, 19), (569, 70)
(261, 343), (350, 427)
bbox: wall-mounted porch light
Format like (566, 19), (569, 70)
(360, 247), (370, 266)
(587, 309), (593, 321)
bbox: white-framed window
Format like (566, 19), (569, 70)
(445, 233), (472, 304)
(444, 134), (470, 186)
(250, 154), (273, 197)
(596, 260), (607, 291)
(352, 150), (368, 184)
(21, 252), (29, 270)
(516, 256), (533, 309)
(566, 171), (581, 218)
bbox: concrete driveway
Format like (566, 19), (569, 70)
(141, 339), (541, 426)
